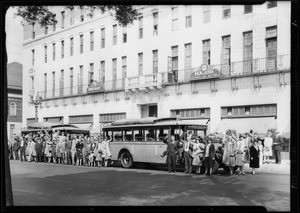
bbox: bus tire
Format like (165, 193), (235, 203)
(120, 151), (133, 168)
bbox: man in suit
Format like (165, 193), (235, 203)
(19, 135), (27, 162)
(182, 131), (193, 174)
(163, 134), (179, 173)
(273, 131), (284, 164)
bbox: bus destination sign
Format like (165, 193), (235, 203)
(190, 64), (220, 81)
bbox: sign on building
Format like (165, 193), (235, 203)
(87, 80), (104, 93)
(190, 64), (220, 81)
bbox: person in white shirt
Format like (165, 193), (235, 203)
(263, 131), (273, 164)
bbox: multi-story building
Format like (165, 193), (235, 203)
(22, 3), (290, 137)
(7, 62), (23, 138)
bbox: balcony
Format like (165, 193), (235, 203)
(39, 79), (125, 100)
(168, 54), (290, 83)
(125, 72), (166, 92)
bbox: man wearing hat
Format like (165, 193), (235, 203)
(273, 131), (284, 164)
(13, 134), (20, 160)
(19, 135), (27, 162)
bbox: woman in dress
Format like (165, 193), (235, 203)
(223, 133), (237, 175)
(236, 134), (246, 175)
(51, 137), (57, 164)
(71, 135), (77, 165)
(76, 136), (84, 166)
(250, 139), (260, 175)
(203, 137), (215, 175)
(95, 138), (103, 167)
(263, 131), (273, 164)
(192, 137), (204, 174)
(27, 136), (36, 162)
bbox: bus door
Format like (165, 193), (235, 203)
(156, 128), (169, 163)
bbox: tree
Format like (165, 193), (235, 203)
(14, 5), (140, 27)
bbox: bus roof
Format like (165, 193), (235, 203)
(27, 122), (79, 129)
(104, 118), (207, 130)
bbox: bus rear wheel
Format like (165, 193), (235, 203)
(120, 151), (133, 168)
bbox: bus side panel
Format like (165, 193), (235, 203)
(109, 142), (133, 161)
(131, 142), (157, 163)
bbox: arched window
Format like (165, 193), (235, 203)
(10, 102), (17, 116)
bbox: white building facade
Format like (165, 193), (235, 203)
(22, 3), (291, 137)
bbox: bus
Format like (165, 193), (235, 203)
(102, 117), (207, 168)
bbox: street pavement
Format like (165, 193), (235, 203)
(9, 160), (290, 211)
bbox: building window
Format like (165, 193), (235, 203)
(101, 28), (105, 48)
(138, 17), (143, 39)
(113, 24), (117, 45)
(69, 115), (93, 124)
(44, 26), (48, 34)
(81, 14), (84, 22)
(80, 34), (84, 54)
(53, 15), (56, 31)
(203, 39), (211, 65)
(89, 63), (94, 85)
(153, 50), (158, 73)
(100, 61), (105, 82)
(112, 58), (117, 90)
(100, 113), (126, 123)
(266, 26), (277, 71)
(244, 5), (253, 14)
(243, 31), (253, 74)
(90, 31), (94, 51)
(122, 27), (127, 43)
(44, 46), (47, 63)
(172, 7), (178, 31)
(44, 73), (47, 98)
(61, 40), (64, 58)
(138, 53), (143, 75)
(31, 49), (35, 66)
(171, 108), (210, 119)
(221, 104), (277, 117)
(70, 37), (74, 56)
(267, 1), (277, 8)
(153, 12), (158, 35)
(52, 43), (56, 61)
(43, 117), (63, 123)
(70, 67), (73, 95)
(185, 43), (192, 69)
(223, 6), (231, 19)
(185, 6), (192, 28)
(61, 11), (65, 28)
(78, 65), (83, 94)
(52, 71), (55, 97)
(10, 124), (15, 138)
(122, 56), (127, 78)
(203, 6), (210, 23)
(60, 69), (64, 97)
(10, 102), (17, 116)
(171, 46), (178, 82)
(32, 24), (35, 39)
(70, 8), (74, 25)
(221, 35), (231, 76)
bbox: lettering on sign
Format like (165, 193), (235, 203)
(190, 64), (220, 81)
(87, 81), (104, 93)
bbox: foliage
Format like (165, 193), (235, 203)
(14, 5), (140, 27)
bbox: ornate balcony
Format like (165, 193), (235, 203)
(125, 72), (166, 92)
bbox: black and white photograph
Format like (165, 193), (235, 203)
(2, 2), (297, 212)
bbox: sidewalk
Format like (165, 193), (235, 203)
(243, 159), (290, 174)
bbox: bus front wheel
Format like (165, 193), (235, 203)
(120, 151), (133, 168)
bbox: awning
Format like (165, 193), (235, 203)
(73, 123), (93, 130)
(214, 117), (277, 136)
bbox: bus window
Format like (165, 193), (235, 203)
(156, 128), (169, 142)
(105, 131), (112, 140)
(172, 126), (184, 141)
(196, 130), (205, 138)
(144, 129), (156, 142)
(133, 129), (143, 141)
(124, 130), (133, 141)
(113, 130), (123, 142)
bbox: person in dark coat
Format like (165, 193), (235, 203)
(19, 135), (27, 162)
(35, 137), (43, 163)
(76, 136), (84, 166)
(273, 131), (285, 164)
(250, 139), (260, 175)
(203, 137), (215, 175)
(163, 134), (179, 173)
(182, 131), (194, 174)
(13, 135), (20, 160)
(65, 136), (72, 165)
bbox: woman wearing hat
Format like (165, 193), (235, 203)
(44, 135), (53, 163)
(28, 136), (36, 162)
(250, 139), (260, 175)
(71, 135), (77, 165)
(263, 131), (273, 164)
(223, 133), (237, 175)
(236, 134), (246, 175)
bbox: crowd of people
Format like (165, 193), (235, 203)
(8, 130), (112, 167)
(8, 128), (286, 176)
(163, 129), (286, 175)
